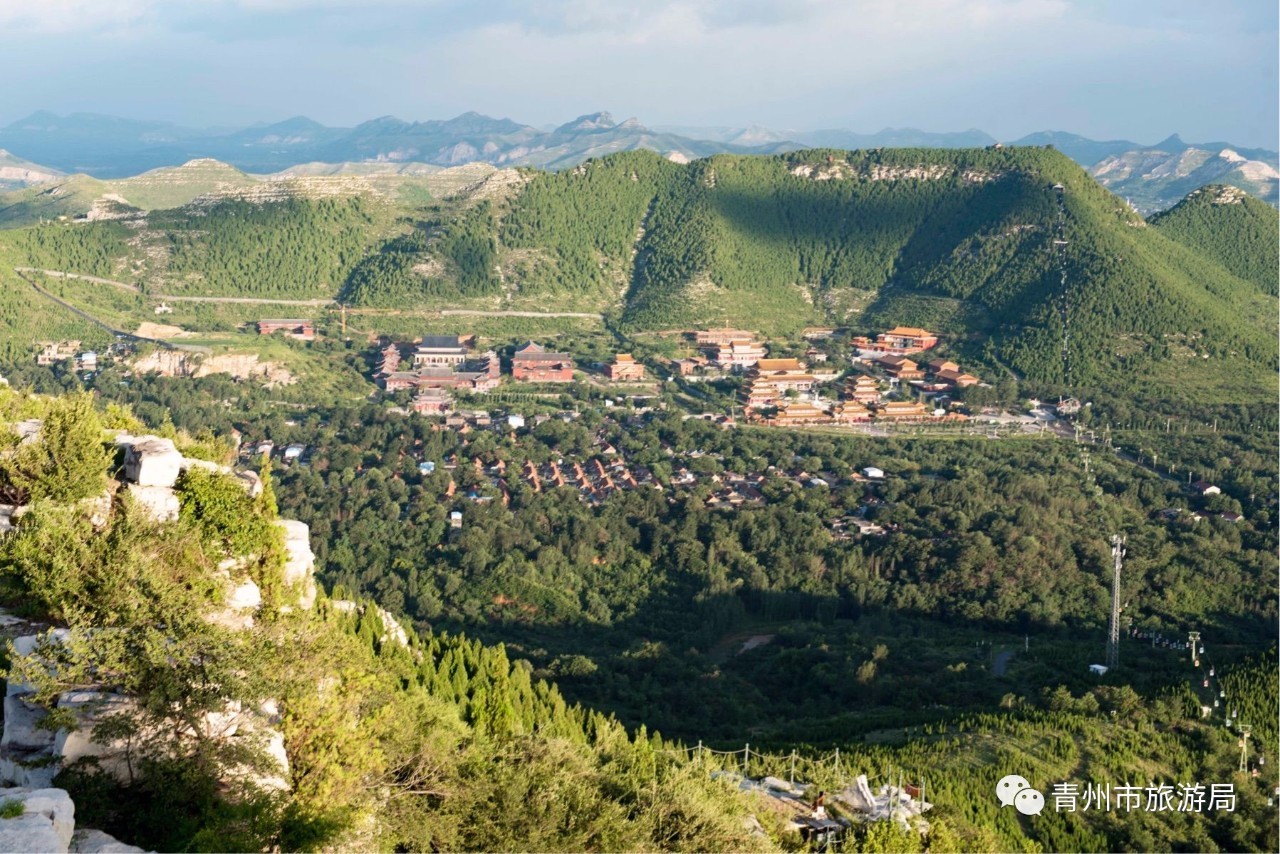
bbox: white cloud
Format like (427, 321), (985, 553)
(0, 0), (153, 34)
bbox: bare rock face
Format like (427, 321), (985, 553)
(53, 693), (141, 781)
(122, 485), (180, 523)
(276, 520), (317, 609)
(120, 437), (183, 488)
(0, 787), (76, 853)
(1, 695), (55, 752)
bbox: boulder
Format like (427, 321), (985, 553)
(121, 437), (182, 488)
(122, 485), (179, 524)
(234, 470), (264, 498)
(226, 578), (262, 611)
(178, 457), (230, 477)
(1, 695), (54, 752)
(0, 757), (58, 790)
(0, 787), (76, 852)
(70, 828), (145, 853)
(276, 520), (317, 609)
(52, 693), (140, 782)
(0, 812), (68, 854)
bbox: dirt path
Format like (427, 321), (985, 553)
(16, 268), (333, 307)
(18, 269), (607, 319)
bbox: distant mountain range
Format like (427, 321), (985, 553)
(0, 110), (1275, 210)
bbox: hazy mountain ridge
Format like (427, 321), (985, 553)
(1089, 137), (1279, 213)
(2, 111), (1276, 210)
(0, 110), (797, 178)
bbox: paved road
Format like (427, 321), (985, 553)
(994, 650), (1014, 676)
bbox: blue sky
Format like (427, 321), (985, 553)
(1, 0), (1276, 147)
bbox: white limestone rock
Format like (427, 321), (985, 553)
(7, 630), (72, 697)
(122, 485), (179, 524)
(70, 828), (145, 853)
(0, 757), (58, 790)
(178, 457), (231, 477)
(52, 693), (139, 782)
(121, 437), (183, 488)
(0, 812), (69, 854)
(234, 470), (264, 498)
(2, 695), (54, 752)
(0, 787), (76, 852)
(226, 578), (262, 611)
(276, 520), (317, 609)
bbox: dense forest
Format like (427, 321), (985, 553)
(1150, 185), (1280, 296)
(1, 384), (1275, 852)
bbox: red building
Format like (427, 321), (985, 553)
(512, 342), (574, 382)
(605, 354), (646, 381)
(257, 319), (316, 341)
(412, 388), (453, 415)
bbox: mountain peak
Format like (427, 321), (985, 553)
(555, 112), (617, 133)
(1150, 133), (1186, 151)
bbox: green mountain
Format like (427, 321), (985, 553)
(1, 147), (1274, 404)
(1150, 184), (1279, 296)
(347, 146), (1275, 399)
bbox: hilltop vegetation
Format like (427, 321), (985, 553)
(1150, 185), (1280, 296)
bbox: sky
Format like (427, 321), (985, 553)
(1, 0), (1276, 148)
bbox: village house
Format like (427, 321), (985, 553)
(512, 342), (575, 382)
(671, 356), (707, 376)
(257, 319), (316, 341)
(413, 335), (471, 367)
(605, 353), (646, 381)
(36, 340), (81, 366)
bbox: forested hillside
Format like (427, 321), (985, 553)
(4, 379), (1272, 852)
(0, 147), (1275, 405)
(1150, 185), (1280, 296)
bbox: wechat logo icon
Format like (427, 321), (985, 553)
(997, 774), (1045, 816)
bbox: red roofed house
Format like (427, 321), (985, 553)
(605, 354), (646, 381)
(512, 342), (574, 382)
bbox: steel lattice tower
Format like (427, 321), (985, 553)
(1106, 535), (1125, 669)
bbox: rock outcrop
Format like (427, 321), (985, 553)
(0, 786), (144, 853)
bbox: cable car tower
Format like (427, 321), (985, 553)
(1106, 535), (1125, 669)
